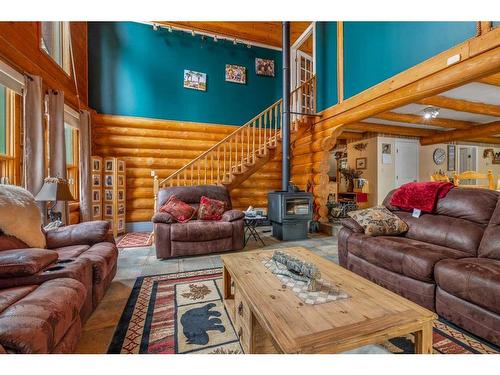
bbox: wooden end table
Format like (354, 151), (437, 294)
(221, 247), (437, 354)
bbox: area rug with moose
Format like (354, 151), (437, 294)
(107, 268), (499, 354)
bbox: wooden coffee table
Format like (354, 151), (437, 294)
(221, 247), (437, 354)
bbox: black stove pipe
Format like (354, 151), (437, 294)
(281, 21), (291, 192)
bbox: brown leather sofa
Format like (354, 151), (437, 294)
(0, 221), (118, 353)
(153, 185), (244, 259)
(338, 188), (500, 346)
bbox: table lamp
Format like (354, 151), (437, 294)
(35, 177), (75, 223)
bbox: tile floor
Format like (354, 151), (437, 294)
(75, 226), (388, 354)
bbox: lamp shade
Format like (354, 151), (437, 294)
(34, 177), (75, 202)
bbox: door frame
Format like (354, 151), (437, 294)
(291, 22), (316, 90)
(457, 145), (479, 172)
(394, 138), (419, 187)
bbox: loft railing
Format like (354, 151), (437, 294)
(153, 76), (316, 210)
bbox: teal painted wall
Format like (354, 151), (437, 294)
(493, 21), (500, 27)
(0, 85), (5, 154)
(343, 22), (477, 99)
(88, 22), (282, 126)
(315, 22), (338, 112)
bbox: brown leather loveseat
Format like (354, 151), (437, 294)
(0, 221), (118, 353)
(153, 185), (244, 259)
(338, 188), (500, 346)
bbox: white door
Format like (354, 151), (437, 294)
(395, 140), (419, 187)
(295, 51), (313, 113)
(458, 146), (478, 185)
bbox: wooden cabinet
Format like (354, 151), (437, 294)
(91, 156), (126, 237)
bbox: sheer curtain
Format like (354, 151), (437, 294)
(23, 74), (46, 217)
(79, 110), (92, 221)
(47, 89), (69, 224)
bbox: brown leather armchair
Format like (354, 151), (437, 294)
(338, 188), (500, 346)
(153, 185), (244, 259)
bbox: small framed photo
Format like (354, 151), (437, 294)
(104, 204), (113, 217)
(382, 143), (391, 154)
(118, 218), (125, 232)
(92, 159), (101, 172)
(92, 174), (101, 187)
(118, 190), (125, 201)
(118, 203), (125, 215)
(118, 161), (125, 173)
(118, 175), (124, 186)
(92, 205), (101, 217)
(105, 175), (113, 187)
(356, 157), (367, 170)
(105, 189), (113, 201)
(225, 64), (246, 84)
(105, 159), (114, 172)
(183, 69), (207, 91)
(106, 219), (113, 231)
(92, 190), (101, 202)
(255, 58), (275, 77)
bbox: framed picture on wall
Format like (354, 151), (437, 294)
(356, 157), (367, 170)
(105, 159), (114, 172)
(118, 203), (125, 215)
(225, 64), (246, 84)
(92, 159), (101, 172)
(183, 70), (207, 91)
(255, 58), (275, 77)
(105, 204), (113, 217)
(92, 174), (101, 187)
(118, 161), (125, 172)
(105, 175), (113, 187)
(105, 189), (113, 201)
(447, 145), (456, 171)
(118, 175), (124, 186)
(92, 190), (101, 202)
(118, 190), (125, 201)
(93, 205), (101, 217)
(118, 218), (125, 232)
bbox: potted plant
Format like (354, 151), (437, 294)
(340, 167), (363, 192)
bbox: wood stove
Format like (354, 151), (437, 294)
(268, 191), (313, 241)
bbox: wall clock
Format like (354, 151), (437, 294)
(433, 148), (446, 165)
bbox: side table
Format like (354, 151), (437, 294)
(244, 215), (267, 247)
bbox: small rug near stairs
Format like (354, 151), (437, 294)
(116, 232), (153, 249)
(107, 268), (499, 354)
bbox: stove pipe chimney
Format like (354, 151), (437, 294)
(281, 21), (291, 192)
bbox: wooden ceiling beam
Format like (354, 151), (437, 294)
(469, 137), (500, 144)
(346, 122), (437, 137)
(417, 96), (500, 117)
(375, 111), (474, 129)
(337, 131), (364, 140)
(420, 121), (500, 145)
(477, 72), (500, 86)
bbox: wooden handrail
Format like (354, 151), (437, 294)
(153, 76), (316, 207)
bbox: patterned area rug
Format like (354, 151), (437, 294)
(108, 268), (499, 354)
(116, 232), (153, 249)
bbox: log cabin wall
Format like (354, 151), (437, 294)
(0, 22), (88, 109)
(92, 114), (282, 223)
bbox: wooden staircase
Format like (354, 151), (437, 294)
(153, 77), (316, 210)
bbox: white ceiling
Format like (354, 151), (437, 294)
(392, 103), (500, 124)
(440, 82), (500, 106)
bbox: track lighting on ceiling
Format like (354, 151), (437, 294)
(213, 35), (218, 42)
(167, 25), (172, 33)
(247, 44), (251, 49)
(422, 106), (440, 120)
(152, 24), (159, 31)
(233, 39), (237, 45)
(191, 30), (196, 37)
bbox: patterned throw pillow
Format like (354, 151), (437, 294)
(159, 195), (196, 223)
(347, 206), (408, 237)
(197, 196), (226, 221)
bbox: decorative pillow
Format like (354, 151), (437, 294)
(347, 206), (408, 237)
(0, 185), (46, 248)
(198, 196), (226, 221)
(159, 195), (196, 223)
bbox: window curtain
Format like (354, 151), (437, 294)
(79, 110), (92, 221)
(23, 74), (46, 217)
(47, 89), (69, 224)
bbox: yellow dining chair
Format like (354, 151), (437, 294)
(430, 173), (450, 182)
(454, 170), (495, 190)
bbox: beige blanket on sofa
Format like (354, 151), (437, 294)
(0, 185), (46, 248)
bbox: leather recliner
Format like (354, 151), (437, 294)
(338, 188), (500, 346)
(153, 185), (244, 259)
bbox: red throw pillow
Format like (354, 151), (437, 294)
(159, 195), (196, 223)
(198, 196), (226, 221)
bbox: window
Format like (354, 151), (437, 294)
(0, 83), (22, 185)
(65, 123), (79, 200)
(40, 22), (71, 74)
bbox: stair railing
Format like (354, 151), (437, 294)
(153, 76), (316, 211)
